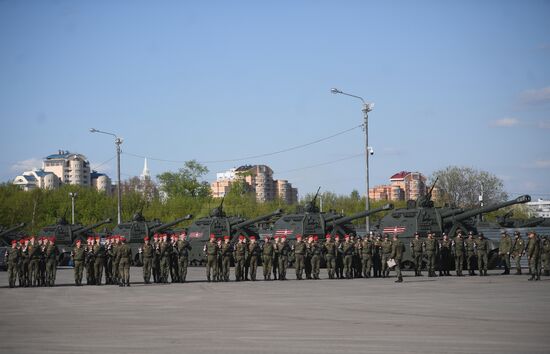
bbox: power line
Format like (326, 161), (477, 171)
(279, 153), (364, 173)
(90, 155), (116, 171)
(123, 123), (364, 164)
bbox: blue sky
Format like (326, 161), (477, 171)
(1, 0), (549, 199)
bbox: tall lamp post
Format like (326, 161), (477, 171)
(331, 88), (374, 232)
(69, 192), (77, 224)
(90, 128), (123, 224)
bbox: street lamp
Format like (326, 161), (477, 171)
(90, 128), (123, 224)
(69, 192), (77, 224)
(331, 88), (374, 232)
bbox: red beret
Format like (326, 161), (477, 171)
(223, 235), (230, 240)
(144, 236), (150, 241)
(281, 235), (287, 239)
(11, 240), (17, 245)
(296, 235), (302, 239)
(239, 235), (245, 240)
(249, 236), (256, 240)
(313, 236), (319, 241)
(76, 239), (82, 243)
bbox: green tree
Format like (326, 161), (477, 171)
(157, 160), (210, 198)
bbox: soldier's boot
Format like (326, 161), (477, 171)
(536, 273), (541, 281)
(516, 269), (522, 275)
(484, 270), (488, 276)
(528, 275), (535, 281)
(126, 281), (131, 287)
(395, 276), (403, 283)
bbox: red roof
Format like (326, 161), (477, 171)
(390, 171), (410, 180)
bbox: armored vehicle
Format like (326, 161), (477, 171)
(111, 212), (193, 265)
(185, 199), (283, 265)
(374, 181), (531, 270)
(0, 223), (26, 270)
(38, 218), (112, 265)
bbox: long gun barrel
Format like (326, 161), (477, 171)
(230, 209), (283, 230)
(328, 204), (394, 225)
(442, 195), (531, 223)
(150, 214), (193, 234)
(0, 223), (26, 245)
(71, 219), (112, 241)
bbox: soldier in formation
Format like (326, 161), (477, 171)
(499, 231), (512, 275)
(465, 232), (477, 276)
(410, 232), (423, 276)
(542, 236), (550, 277)
(71, 239), (85, 286)
(323, 234), (337, 279)
(234, 235), (247, 281)
(424, 232), (438, 277)
(341, 234), (355, 279)
(262, 236), (274, 280)
(526, 231), (541, 281)
(475, 233), (489, 276)
(439, 233), (452, 276)
(248, 236), (261, 281)
(272, 236), (280, 280)
(359, 235), (373, 278)
(293, 235), (307, 280)
(512, 231), (525, 275)
(334, 235), (344, 279)
(309, 235), (322, 279)
(118, 236), (132, 287)
(277, 235), (291, 280)
(204, 234), (219, 282)
(5, 240), (21, 288)
(140, 236), (154, 284)
(380, 234), (393, 278)
(391, 234), (405, 283)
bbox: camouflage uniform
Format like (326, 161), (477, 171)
(71, 243), (86, 286)
(439, 236), (452, 276)
(5, 243), (21, 288)
(498, 232), (512, 275)
(160, 239), (172, 283)
(234, 240), (247, 281)
(380, 237), (393, 278)
(262, 238), (274, 280)
(341, 238), (355, 279)
(27, 240), (41, 287)
(276, 238), (291, 280)
(475, 235), (489, 276)
(360, 238), (373, 278)
(44, 241), (59, 286)
(310, 239), (321, 279)
(526, 233), (541, 281)
(391, 236), (405, 282)
(93, 241), (106, 285)
(453, 235), (465, 276)
(424, 235), (438, 277)
(323, 237), (337, 279)
(248, 239), (261, 281)
(177, 238), (192, 282)
(141, 241), (154, 284)
(410, 235), (423, 276)
(118, 241), (132, 286)
(293, 238), (307, 280)
(465, 236), (477, 276)
(204, 239), (219, 282)
(512, 235), (525, 274)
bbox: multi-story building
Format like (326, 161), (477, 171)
(369, 171), (428, 202)
(211, 164), (298, 204)
(526, 199), (550, 218)
(13, 150), (111, 193)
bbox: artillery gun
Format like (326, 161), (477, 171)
(374, 185), (531, 270)
(185, 198), (283, 265)
(0, 223), (26, 270)
(111, 212), (193, 265)
(38, 218), (112, 265)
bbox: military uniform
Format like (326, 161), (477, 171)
(424, 234), (438, 277)
(38, 240), (47, 286)
(276, 237), (291, 280)
(118, 239), (132, 286)
(465, 236), (477, 276)
(310, 238), (322, 279)
(335, 237), (344, 279)
(512, 234), (525, 274)
(475, 235), (489, 276)
(248, 238), (261, 281)
(293, 237), (307, 280)
(526, 233), (541, 281)
(85, 242), (96, 285)
(391, 236), (406, 282)
(105, 239), (114, 284)
(439, 236), (452, 276)
(44, 239), (59, 286)
(160, 238), (172, 283)
(5, 242), (21, 288)
(272, 237), (280, 280)
(380, 237), (393, 278)
(27, 240), (41, 287)
(372, 237), (382, 278)
(177, 237), (192, 282)
(204, 238), (219, 282)
(72, 243), (86, 286)
(360, 238), (373, 278)
(453, 235), (465, 276)
(21, 242), (30, 287)
(410, 235), (424, 276)
(112, 239), (121, 285)
(219, 238), (232, 282)
(170, 237), (180, 282)
(323, 236), (337, 279)
(234, 238), (247, 281)
(304, 238), (313, 280)
(93, 240), (106, 285)
(141, 239), (154, 284)
(499, 232), (512, 275)
(262, 238), (274, 280)
(341, 237), (355, 279)
(542, 237), (550, 277)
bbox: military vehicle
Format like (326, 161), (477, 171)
(38, 218), (112, 265)
(493, 211), (549, 229)
(111, 212), (193, 265)
(373, 180), (532, 270)
(0, 223), (26, 270)
(185, 198), (283, 265)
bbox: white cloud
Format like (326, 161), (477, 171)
(534, 160), (550, 168)
(520, 86), (550, 105)
(490, 117), (520, 127)
(10, 158), (43, 173)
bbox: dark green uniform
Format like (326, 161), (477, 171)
(410, 237), (423, 276)
(248, 241), (261, 281)
(21, 243), (30, 287)
(294, 239), (307, 280)
(453, 236), (465, 276)
(276, 239), (291, 280)
(372, 238), (382, 278)
(475, 237), (489, 276)
(93, 242), (105, 285)
(526, 234), (541, 281)
(27, 241), (41, 287)
(310, 241), (321, 279)
(177, 239), (192, 283)
(272, 239), (279, 280)
(141, 242), (154, 284)
(335, 238), (344, 279)
(323, 238), (337, 279)
(5, 245), (21, 288)
(85, 244), (96, 285)
(262, 240), (274, 280)
(44, 242), (59, 286)
(439, 237), (452, 276)
(542, 237), (550, 277)
(499, 233), (512, 275)
(512, 236), (525, 274)
(72, 245), (86, 286)
(391, 237), (405, 282)
(112, 242), (121, 285)
(465, 237), (477, 276)
(360, 238), (373, 278)
(424, 236), (438, 277)
(342, 239), (355, 279)
(204, 240), (219, 282)
(160, 240), (172, 283)
(380, 238), (393, 278)
(152, 240), (161, 283)
(118, 242), (132, 286)
(220, 241), (232, 282)
(105, 241), (114, 284)
(234, 241), (247, 281)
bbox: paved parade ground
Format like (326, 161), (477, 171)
(0, 268), (548, 354)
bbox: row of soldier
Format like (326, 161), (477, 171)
(5, 230), (549, 287)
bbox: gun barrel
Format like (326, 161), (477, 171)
(150, 214), (193, 233)
(231, 209), (283, 230)
(72, 218), (112, 238)
(0, 222), (26, 238)
(442, 195), (531, 223)
(329, 204), (394, 225)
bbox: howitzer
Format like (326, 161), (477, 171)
(0, 223), (26, 246)
(443, 195), (531, 224)
(149, 214), (193, 235)
(327, 204), (394, 225)
(70, 219), (112, 242)
(231, 209), (283, 230)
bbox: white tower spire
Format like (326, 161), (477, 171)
(141, 158), (150, 180)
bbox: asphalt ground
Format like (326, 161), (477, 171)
(0, 267), (548, 354)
